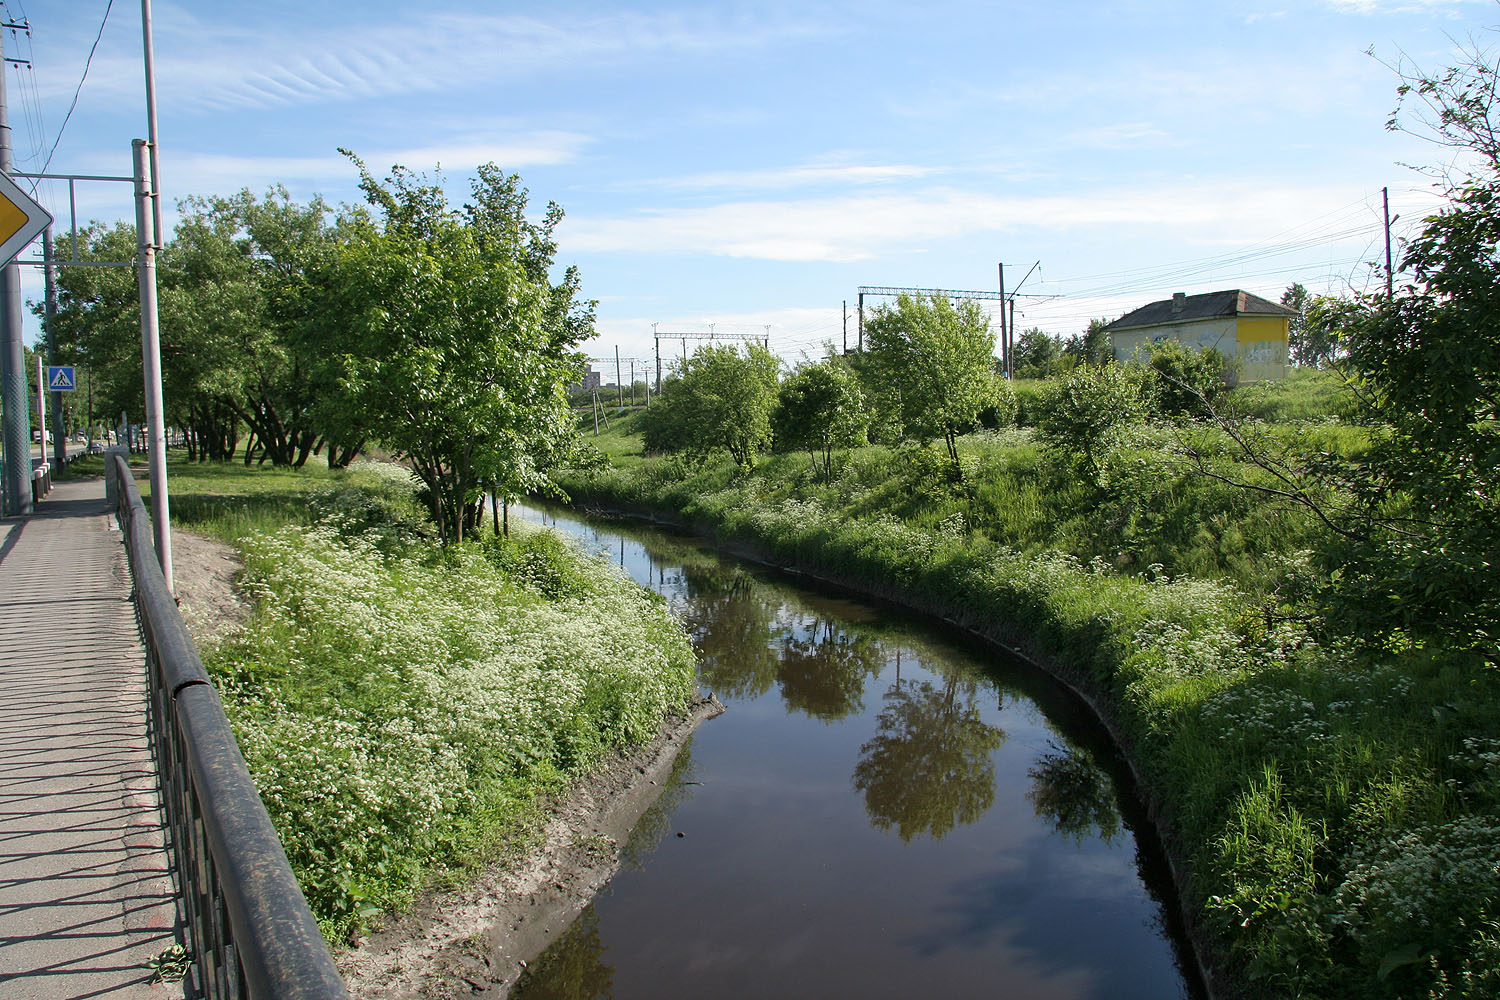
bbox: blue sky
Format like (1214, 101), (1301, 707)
(9, 0), (1497, 373)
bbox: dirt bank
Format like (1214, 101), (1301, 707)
(337, 694), (722, 999)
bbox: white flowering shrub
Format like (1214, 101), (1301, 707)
(1332, 816), (1500, 996)
(204, 507), (695, 940)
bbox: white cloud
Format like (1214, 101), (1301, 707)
(562, 181), (1371, 263)
(162, 132), (590, 196)
(652, 163), (939, 192)
(56, 6), (838, 115)
(1325, 0), (1483, 11)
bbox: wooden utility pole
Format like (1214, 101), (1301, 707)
(1383, 186), (1394, 302)
(998, 263), (1009, 378)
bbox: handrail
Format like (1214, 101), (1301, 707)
(108, 453), (349, 1000)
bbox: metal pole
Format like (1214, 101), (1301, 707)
(141, 0), (164, 251)
(857, 292), (864, 351)
(0, 28), (31, 515)
(133, 139), (173, 592)
(842, 300), (847, 354)
(35, 354), (45, 477)
(615, 345), (622, 407)
(45, 227), (64, 468)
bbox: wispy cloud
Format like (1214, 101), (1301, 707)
(1325, 0), (1484, 12)
(626, 161), (939, 193)
(162, 132), (590, 196)
(563, 181), (1364, 263)
(56, 6), (839, 115)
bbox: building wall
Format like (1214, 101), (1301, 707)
(1234, 316), (1290, 382)
(1110, 315), (1288, 381)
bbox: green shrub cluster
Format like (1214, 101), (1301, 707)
(195, 464), (696, 941)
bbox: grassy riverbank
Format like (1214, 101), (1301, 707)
(556, 401), (1500, 1000)
(154, 457), (697, 941)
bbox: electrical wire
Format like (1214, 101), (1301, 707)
(34, 0), (114, 185)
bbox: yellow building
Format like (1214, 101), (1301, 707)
(1103, 289), (1294, 382)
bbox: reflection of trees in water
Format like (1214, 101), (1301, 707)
(1025, 741), (1121, 844)
(622, 739), (698, 871)
(853, 675), (1005, 842)
(510, 904), (613, 1000)
(777, 617), (884, 722)
(678, 563), (781, 701)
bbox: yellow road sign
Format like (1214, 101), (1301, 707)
(0, 171), (51, 265)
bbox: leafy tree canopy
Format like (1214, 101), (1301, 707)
(771, 359), (867, 480)
(861, 294), (1000, 469)
(639, 342), (780, 469)
(322, 153), (590, 543)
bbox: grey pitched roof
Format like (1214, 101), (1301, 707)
(1103, 289), (1297, 333)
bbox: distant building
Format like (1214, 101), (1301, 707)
(570, 367), (602, 393)
(1104, 289), (1295, 382)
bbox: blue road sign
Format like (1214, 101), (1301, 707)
(47, 366), (76, 391)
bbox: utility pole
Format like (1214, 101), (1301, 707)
(764, 324), (770, 351)
(615, 346), (622, 407)
(630, 359), (635, 406)
(0, 25), (31, 515)
(136, 0), (173, 591)
(998, 263), (1009, 378)
(842, 300), (847, 354)
(653, 323), (661, 394)
(44, 227), (64, 469)
(133, 138), (172, 591)
(857, 292), (864, 351)
(1383, 186), (1394, 302)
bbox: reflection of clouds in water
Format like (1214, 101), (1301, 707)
(902, 836), (1180, 999)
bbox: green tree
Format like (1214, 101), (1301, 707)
(861, 293), (998, 469)
(1299, 294), (1356, 369)
(771, 359), (866, 480)
(1033, 361), (1152, 476)
(639, 342), (780, 468)
(1299, 45), (1500, 649)
(325, 155), (588, 544)
(1063, 317), (1112, 367)
(1014, 326), (1063, 378)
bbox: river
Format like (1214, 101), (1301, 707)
(508, 503), (1202, 1000)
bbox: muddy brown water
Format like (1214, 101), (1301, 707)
(509, 504), (1203, 1000)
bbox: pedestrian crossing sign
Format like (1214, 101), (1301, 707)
(46, 366), (76, 391)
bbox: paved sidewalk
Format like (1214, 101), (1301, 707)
(0, 476), (183, 998)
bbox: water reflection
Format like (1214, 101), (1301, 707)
(508, 503), (1198, 1000)
(776, 618), (883, 722)
(677, 563), (780, 701)
(1027, 742), (1123, 845)
(852, 675), (1006, 842)
(510, 906), (612, 1000)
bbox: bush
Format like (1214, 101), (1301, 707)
(1032, 362), (1152, 475)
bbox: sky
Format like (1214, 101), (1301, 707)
(7, 0), (1498, 379)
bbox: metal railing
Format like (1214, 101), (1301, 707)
(109, 454), (349, 1000)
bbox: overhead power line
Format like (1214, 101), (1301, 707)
(35, 0), (115, 184)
